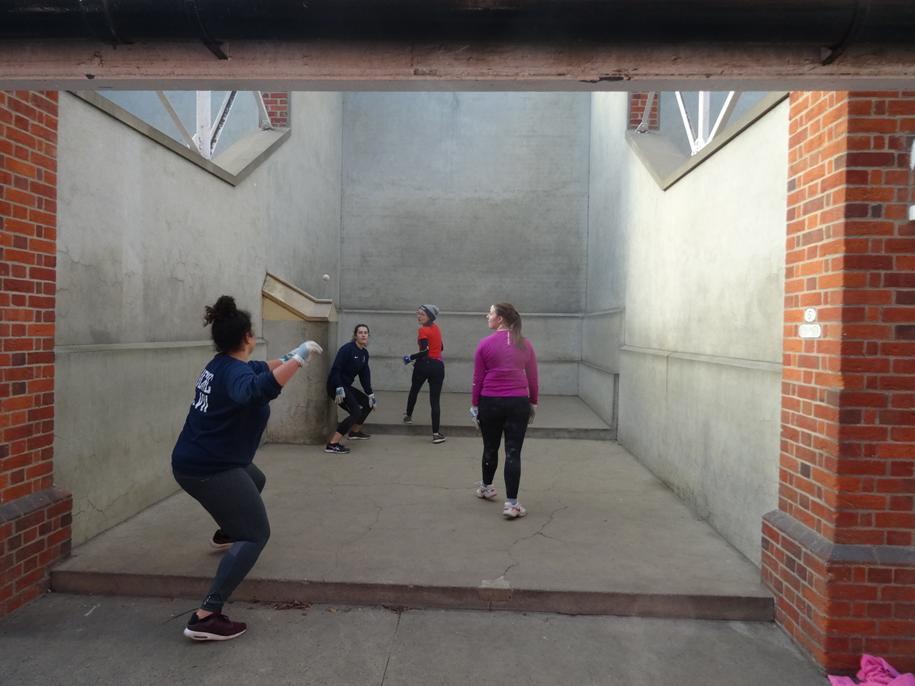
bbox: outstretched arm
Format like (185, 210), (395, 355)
(273, 340), (323, 385)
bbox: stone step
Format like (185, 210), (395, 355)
(361, 391), (615, 441)
(52, 439), (771, 623)
(51, 570), (772, 621)
(368, 423), (616, 441)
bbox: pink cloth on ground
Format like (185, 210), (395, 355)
(828, 655), (915, 686)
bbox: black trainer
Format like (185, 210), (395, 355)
(184, 612), (247, 641)
(210, 529), (234, 551)
(324, 442), (351, 454)
(347, 431), (371, 440)
(432, 433), (446, 444)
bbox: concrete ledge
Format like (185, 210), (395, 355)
(0, 487), (71, 521)
(51, 571), (773, 621)
(368, 423), (616, 441)
(70, 91), (290, 186)
(763, 510), (915, 567)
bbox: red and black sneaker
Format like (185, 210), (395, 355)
(183, 612), (247, 641)
(210, 529), (234, 551)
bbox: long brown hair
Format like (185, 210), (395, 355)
(494, 302), (525, 349)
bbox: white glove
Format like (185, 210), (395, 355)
(334, 387), (346, 405)
(529, 404), (537, 425)
(287, 340), (323, 367)
(368, 393), (377, 408)
(469, 406), (479, 428)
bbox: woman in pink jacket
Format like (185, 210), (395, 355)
(470, 302), (539, 519)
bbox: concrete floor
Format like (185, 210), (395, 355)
(20, 404), (809, 684)
(0, 595), (825, 686)
(53, 434), (771, 619)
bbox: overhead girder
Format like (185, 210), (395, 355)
(1, 1), (915, 89)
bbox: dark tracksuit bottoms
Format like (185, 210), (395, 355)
(334, 386), (374, 436)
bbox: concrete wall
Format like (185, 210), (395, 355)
(340, 92), (590, 392)
(55, 92), (343, 544)
(588, 93), (788, 564)
(580, 92), (628, 427)
(336, 310), (581, 394)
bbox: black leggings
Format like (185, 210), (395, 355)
(478, 395), (531, 500)
(405, 358), (445, 433)
(332, 386), (373, 436)
(173, 463), (270, 613)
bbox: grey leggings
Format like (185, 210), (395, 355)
(173, 463), (271, 612)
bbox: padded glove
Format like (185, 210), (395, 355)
(290, 340), (323, 366)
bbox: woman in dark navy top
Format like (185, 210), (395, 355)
(324, 323), (376, 454)
(172, 295), (322, 641)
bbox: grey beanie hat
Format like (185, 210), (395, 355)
(419, 304), (440, 322)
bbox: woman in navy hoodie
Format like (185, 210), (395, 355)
(172, 295), (322, 641)
(324, 323), (376, 454)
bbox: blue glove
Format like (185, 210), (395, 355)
(334, 387), (346, 405)
(470, 406), (479, 428)
(402, 354), (412, 365)
(368, 393), (377, 408)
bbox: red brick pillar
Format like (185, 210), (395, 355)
(0, 90), (71, 616)
(628, 92), (659, 131)
(261, 92), (290, 128)
(762, 91), (915, 672)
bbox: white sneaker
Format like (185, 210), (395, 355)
(475, 483), (497, 500)
(502, 501), (527, 519)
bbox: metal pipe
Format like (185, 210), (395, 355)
(2, 1), (914, 47)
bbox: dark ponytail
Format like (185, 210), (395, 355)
(494, 302), (525, 350)
(203, 295), (252, 354)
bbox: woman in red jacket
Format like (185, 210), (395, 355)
(402, 304), (446, 444)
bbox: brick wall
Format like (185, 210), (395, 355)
(261, 91), (290, 128)
(0, 90), (71, 616)
(0, 489), (71, 613)
(628, 92), (659, 131)
(762, 90), (915, 672)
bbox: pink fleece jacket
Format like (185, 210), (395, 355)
(471, 329), (539, 406)
(829, 655), (915, 686)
